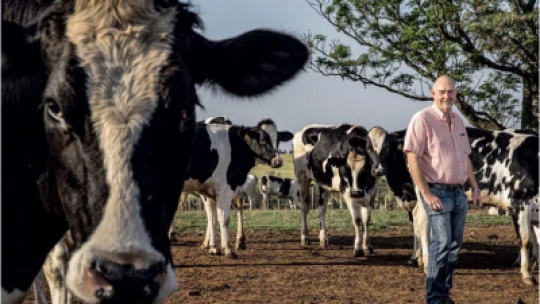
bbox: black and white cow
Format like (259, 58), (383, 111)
(259, 175), (300, 210)
(293, 124), (384, 257)
(371, 126), (539, 285)
(177, 119), (294, 257)
(367, 127), (424, 265)
(2, 0), (309, 302)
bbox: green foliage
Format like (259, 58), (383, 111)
(304, 0), (538, 131)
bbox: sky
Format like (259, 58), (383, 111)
(191, 0), (472, 150)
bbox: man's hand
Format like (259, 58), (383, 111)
(422, 191), (444, 211)
(473, 191), (482, 209)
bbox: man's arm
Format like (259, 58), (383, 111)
(407, 152), (431, 196)
(407, 152), (444, 211)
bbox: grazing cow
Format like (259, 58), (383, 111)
(178, 119), (294, 257)
(259, 175), (300, 210)
(239, 174), (260, 210)
(293, 124), (384, 257)
(2, 0), (309, 302)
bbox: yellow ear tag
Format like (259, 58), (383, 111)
(244, 134), (251, 141)
(397, 143), (403, 150)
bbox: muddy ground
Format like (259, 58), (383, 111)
(24, 225), (539, 304)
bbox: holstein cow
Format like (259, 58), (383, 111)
(293, 124), (384, 257)
(2, 0), (309, 303)
(177, 119), (294, 257)
(367, 127), (423, 266)
(259, 175), (300, 210)
(380, 127), (539, 285)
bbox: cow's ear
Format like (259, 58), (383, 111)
(278, 131), (294, 142)
(2, 20), (44, 75)
(183, 29), (309, 97)
(238, 127), (260, 142)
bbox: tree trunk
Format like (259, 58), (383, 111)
(521, 79), (538, 131)
(454, 95), (505, 131)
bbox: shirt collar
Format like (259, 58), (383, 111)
(431, 104), (455, 121)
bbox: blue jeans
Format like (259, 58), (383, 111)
(419, 187), (468, 304)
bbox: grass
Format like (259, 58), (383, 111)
(249, 153), (295, 179)
(172, 209), (513, 233)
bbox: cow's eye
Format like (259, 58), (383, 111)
(46, 99), (63, 121)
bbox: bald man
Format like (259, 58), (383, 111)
(403, 75), (482, 304)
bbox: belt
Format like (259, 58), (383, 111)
(427, 183), (464, 191)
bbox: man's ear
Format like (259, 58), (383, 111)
(2, 20), (44, 75)
(180, 29), (309, 97)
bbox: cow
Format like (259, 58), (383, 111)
(367, 126), (424, 265)
(372, 126), (539, 285)
(259, 175), (300, 210)
(293, 124), (384, 257)
(176, 119), (294, 257)
(2, 0), (309, 302)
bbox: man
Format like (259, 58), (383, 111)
(403, 75), (482, 304)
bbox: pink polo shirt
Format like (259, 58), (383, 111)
(403, 104), (471, 185)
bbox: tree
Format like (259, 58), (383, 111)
(304, 0), (538, 131)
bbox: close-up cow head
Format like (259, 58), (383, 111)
(2, 0), (309, 303)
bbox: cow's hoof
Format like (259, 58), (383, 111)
(408, 257), (418, 266)
(209, 247), (221, 255)
(523, 276), (537, 285)
(236, 238), (247, 250)
(226, 252), (238, 259)
(353, 248), (364, 257)
(200, 243), (209, 250)
(301, 238), (310, 246)
(320, 239), (330, 248)
(367, 246), (375, 255)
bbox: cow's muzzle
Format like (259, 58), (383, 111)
(270, 157), (283, 168)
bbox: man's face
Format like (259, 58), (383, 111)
(431, 78), (457, 113)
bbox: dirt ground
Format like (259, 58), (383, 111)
(24, 225), (539, 304)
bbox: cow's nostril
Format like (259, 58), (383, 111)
(143, 281), (160, 297)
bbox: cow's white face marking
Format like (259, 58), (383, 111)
(63, 0), (178, 301)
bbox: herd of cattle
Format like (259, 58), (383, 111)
(2, 0), (539, 304)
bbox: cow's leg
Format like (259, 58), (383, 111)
(360, 204), (375, 255)
(201, 197), (220, 255)
(318, 189), (331, 248)
(517, 204), (536, 285)
(407, 210), (419, 266)
(342, 194), (364, 257)
(412, 187), (429, 273)
(43, 239), (73, 304)
(217, 190), (236, 258)
(233, 197), (246, 251)
(298, 182), (311, 246)
(32, 269), (47, 304)
(248, 195), (254, 211)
